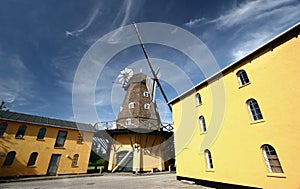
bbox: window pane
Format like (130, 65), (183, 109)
(37, 128), (46, 139)
(237, 70), (250, 86)
(199, 116), (207, 132)
(27, 152), (38, 166)
(262, 145), (283, 173)
(247, 99), (263, 121)
(205, 150), (213, 169)
(195, 93), (202, 105)
(3, 151), (16, 166)
(16, 125), (27, 138)
(72, 154), (79, 166)
(0, 122), (8, 136)
(55, 131), (68, 147)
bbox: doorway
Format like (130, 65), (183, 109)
(47, 154), (61, 175)
(115, 151), (133, 172)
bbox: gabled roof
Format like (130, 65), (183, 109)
(0, 110), (95, 132)
(168, 22), (300, 105)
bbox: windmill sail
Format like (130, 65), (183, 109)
(132, 22), (172, 112)
(117, 68), (133, 89)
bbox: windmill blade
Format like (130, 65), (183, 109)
(132, 22), (172, 112)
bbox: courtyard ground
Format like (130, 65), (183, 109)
(0, 173), (214, 189)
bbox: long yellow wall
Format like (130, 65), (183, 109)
(0, 120), (94, 177)
(173, 35), (300, 189)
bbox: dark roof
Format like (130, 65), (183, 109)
(95, 128), (173, 138)
(128, 73), (147, 84)
(0, 110), (95, 132)
(168, 22), (300, 104)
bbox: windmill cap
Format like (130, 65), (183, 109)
(127, 73), (148, 85)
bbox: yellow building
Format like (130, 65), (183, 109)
(169, 22), (300, 189)
(0, 110), (95, 177)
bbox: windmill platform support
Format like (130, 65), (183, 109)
(95, 129), (173, 173)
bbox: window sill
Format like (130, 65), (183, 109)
(15, 137), (25, 140)
(266, 173), (286, 178)
(54, 147), (66, 149)
(250, 119), (265, 125)
(200, 132), (207, 135)
(195, 104), (202, 107)
(36, 139), (45, 141)
(71, 165), (79, 168)
(27, 165), (37, 168)
(238, 82), (251, 89)
(205, 169), (215, 172)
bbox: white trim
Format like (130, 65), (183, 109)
(129, 102), (135, 109)
(168, 22), (300, 104)
(144, 103), (150, 109)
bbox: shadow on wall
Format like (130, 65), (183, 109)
(0, 136), (39, 178)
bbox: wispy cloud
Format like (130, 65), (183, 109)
(184, 18), (206, 28)
(229, 3), (300, 60)
(209, 0), (297, 29)
(0, 51), (34, 107)
(108, 0), (143, 44)
(191, 0), (300, 61)
(65, 6), (100, 37)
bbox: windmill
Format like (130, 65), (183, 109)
(117, 68), (133, 89)
(132, 22), (172, 112)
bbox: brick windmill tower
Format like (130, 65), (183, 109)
(116, 70), (160, 131)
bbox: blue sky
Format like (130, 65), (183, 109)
(0, 0), (299, 124)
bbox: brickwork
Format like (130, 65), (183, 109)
(117, 73), (160, 130)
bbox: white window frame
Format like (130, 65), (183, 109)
(72, 154), (79, 167)
(247, 99), (263, 121)
(204, 149), (213, 169)
(195, 93), (202, 105)
(144, 103), (150, 110)
(125, 118), (132, 126)
(237, 70), (250, 86)
(199, 116), (207, 132)
(128, 102), (135, 109)
(143, 91), (149, 97)
(261, 145), (283, 173)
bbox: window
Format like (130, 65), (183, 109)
(3, 151), (16, 166)
(37, 128), (46, 140)
(199, 116), (207, 132)
(204, 149), (213, 169)
(129, 102), (135, 109)
(144, 91), (149, 97)
(144, 103), (150, 110)
(195, 93), (202, 105)
(54, 130), (68, 147)
(15, 125), (27, 138)
(77, 132), (83, 144)
(247, 99), (263, 121)
(27, 152), (38, 166)
(237, 70), (250, 86)
(261, 144), (283, 173)
(72, 154), (79, 167)
(0, 122), (8, 137)
(125, 118), (132, 126)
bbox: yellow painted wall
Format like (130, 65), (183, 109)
(172, 35), (300, 189)
(108, 134), (166, 172)
(0, 120), (94, 177)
